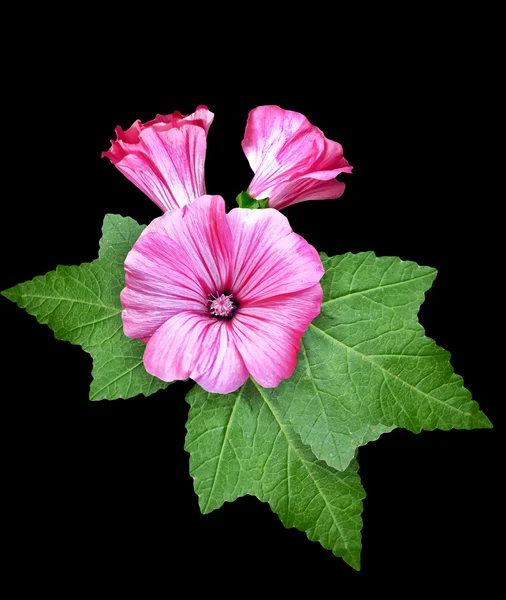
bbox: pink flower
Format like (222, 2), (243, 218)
(121, 195), (324, 394)
(242, 105), (353, 210)
(102, 106), (214, 212)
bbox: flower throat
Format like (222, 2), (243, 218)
(209, 292), (238, 319)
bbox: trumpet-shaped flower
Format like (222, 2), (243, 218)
(102, 106), (214, 212)
(242, 105), (352, 210)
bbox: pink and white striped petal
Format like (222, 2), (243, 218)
(121, 195), (233, 339)
(144, 312), (249, 394)
(243, 106), (323, 193)
(230, 284), (323, 388)
(102, 107), (214, 212)
(242, 105), (352, 210)
(144, 195), (233, 294)
(227, 207), (324, 304)
(265, 177), (347, 211)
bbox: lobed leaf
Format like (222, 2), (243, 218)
(186, 379), (365, 570)
(2, 215), (168, 400)
(272, 252), (491, 470)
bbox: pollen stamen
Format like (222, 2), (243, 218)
(209, 293), (236, 318)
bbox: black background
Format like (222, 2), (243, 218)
(2, 13), (501, 593)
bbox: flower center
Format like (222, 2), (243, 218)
(209, 293), (238, 319)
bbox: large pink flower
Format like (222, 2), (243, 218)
(121, 195), (324, 393)
(102, 106), (214, 212)
(242, 105), (352, 210)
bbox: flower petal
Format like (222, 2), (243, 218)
(144, 312), (249, 394)
(115, 120), (143, 144)
(121, 232), (207, 340)
(133, 123), (207, 210)
(144, 106), (214, 135)
(226, 207), (324, 303)
(242, 105), (352, 210)
(145, 195), (233, 293)
(103, 149), (178, 213)
(243, 105), (324, 198)
(185, 105), (214, 134)
(267, 178), (347, 210)
(121, 195), (233, 340)
(312, 134), (350, 171)
(265, 134), (353, 209)
(231, 284), (323, 388)
(102, 107), (213, 212)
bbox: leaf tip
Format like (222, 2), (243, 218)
(428, 265), (438, 280)
(464, 406), (493, 430)
(1, 285), (19, 303)
(343, 551), (361, 571)
(478, 413), (493, 429)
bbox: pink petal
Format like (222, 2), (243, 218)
(104, 149), (179, 213)
(230, 284), (323, 388)
(121, 195), (233, 340)
(312, 134), (349, 171)
(268, 138), (353, 208)
(132, 124), (207, 210)
(102, 107), (213, 212)
(185, 105), (214, 134)
(115, 120), (144, 144)
(268, 178), (347, 210)
(242, 105), (352, 210)
(121, 233), (207, 340)
(226, 207), (324, 303)
(243, 105), (324, 199)
(147, 106), (214, 134)
(145, 112), (183, 128)
(145, 195), (233, 293)
(144, 312), (249, 394)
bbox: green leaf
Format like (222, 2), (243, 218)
(236, 190), (269, 209)
(185, 378), (365, 570)
(2, 214), (168, 401)
(274, 251), (492, 471)
(98, 213), (146, 261)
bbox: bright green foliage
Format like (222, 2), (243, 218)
(185, 379), (365, 570)
(271, 251), (491, 471)
(2, 214), (168, 400)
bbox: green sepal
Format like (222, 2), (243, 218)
(236, 191), (269, 209)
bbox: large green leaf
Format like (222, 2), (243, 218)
(2, 214), (168, 400)
(272, 251), (491, 471)
(185, 379), (365, 570)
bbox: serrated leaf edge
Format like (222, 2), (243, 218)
(319, 251), (492, 432)
(184, 381), (365, 570)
